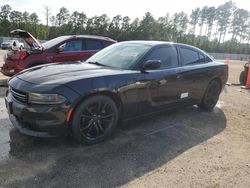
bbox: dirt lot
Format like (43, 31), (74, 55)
(0, 50), (249, 188)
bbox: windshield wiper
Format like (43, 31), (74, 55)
(87, 61), (105, 66)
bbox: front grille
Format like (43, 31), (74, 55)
(10, 88), (27, 103)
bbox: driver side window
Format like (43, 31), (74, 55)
(144, 46), (178, 69)
(59, 40), (83, 52)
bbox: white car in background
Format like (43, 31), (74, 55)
(0, 40), (24, 50)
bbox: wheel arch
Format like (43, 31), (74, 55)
(68, 90), (123, 125)
(210, 77), (222, 91)
(200, 76), (223, 103)
(206, 76), (223, 93)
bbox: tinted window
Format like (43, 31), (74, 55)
(199, 52), (212, 63)
(103, 41), (114, 47)
(144, 46), (178, 69)
(180, 47), (199, 65)
(198, 53), (205, 63)
(60, 40), (82, 52)
(85, 40), (103, 50)
(43, 36), (69, 49)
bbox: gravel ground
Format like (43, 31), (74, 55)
(0, 50), (249, 188)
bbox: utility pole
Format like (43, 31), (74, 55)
(43, 5), (51, 38)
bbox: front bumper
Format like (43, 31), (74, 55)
(1, 59), (20, 76)
(5, 92), (70, 137)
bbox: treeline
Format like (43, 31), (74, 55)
(0, 1), (250, 54)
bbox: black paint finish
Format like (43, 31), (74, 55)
(5, 41), (228, 137)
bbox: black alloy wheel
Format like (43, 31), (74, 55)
(71, 95), (119, 144)
(198, 80), (221, 111)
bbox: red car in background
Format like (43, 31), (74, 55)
(1, 29), (116, 76)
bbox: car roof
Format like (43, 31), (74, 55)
(119, 40), (212, 58)
(64, 35), (116, 42)
(119, 40), (199, 48)
(119, 40), (175, 46)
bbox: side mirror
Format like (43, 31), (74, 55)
(57, 46), (64, 53)
(142, 60), (161, 71)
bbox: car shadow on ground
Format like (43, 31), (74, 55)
(5, 105), (227, 187)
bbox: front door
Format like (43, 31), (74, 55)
(52, 39), (84, 62)
(137, 45), (185, 113)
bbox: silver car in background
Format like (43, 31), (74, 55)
(1, 40), (24, 50)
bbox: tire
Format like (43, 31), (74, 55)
(71, 95), (119, 144)
(239, 70), (247, 86)
(198, 80), (221, 111)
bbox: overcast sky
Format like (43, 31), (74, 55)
(1, 0), (249, 24)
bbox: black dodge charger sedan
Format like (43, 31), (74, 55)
(5, 41), (228, 144)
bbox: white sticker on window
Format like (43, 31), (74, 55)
(180, 92), (189, 98)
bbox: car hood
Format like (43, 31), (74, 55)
(16, 62), (131, 85)
(10, 29), (42, 49)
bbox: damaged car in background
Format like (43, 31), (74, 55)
(1, 29), (116, 76)
(5, 41), (228, 144)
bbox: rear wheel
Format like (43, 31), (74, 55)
(71, 95), (119, 144)
(198, 80), (221, 111)
(239, 70), (247, 86)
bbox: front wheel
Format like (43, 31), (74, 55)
(71, 95), (119, 144)
(198, 80), (221, 111)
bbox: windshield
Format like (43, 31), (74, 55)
(42, 36), (69, 49)
(85, 43), (151, 69)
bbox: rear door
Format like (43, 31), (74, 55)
(80, 39), (105, 61)
(178, 46), (213, 102)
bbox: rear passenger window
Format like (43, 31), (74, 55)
(198, 53), (206, 63)
(144, 46), (178, 69)
(199, 53), (212, 63)
(85, 40), (103, 50)
(180, 47), (199, 65)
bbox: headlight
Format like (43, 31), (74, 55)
(28, 93), (66, 104)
